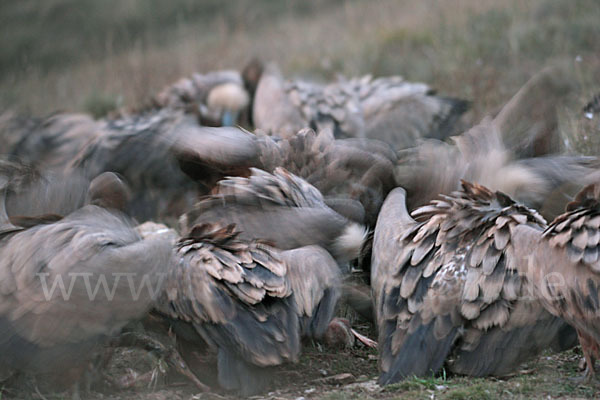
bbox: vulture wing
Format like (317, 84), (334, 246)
(1, 112), (101, 171)
(182, 167), (367, 263)
(258, 128), (396, 226)
(373, 181), (572, 385)
(155, 223), (338, 395)
(493, 65), (575, 158)
(253, 67), (468, 149)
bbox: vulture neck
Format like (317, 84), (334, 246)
(0, 181), (17, 232)
(379, 187), (415, 227)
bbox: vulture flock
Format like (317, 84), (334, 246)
(2, 59), (600, 397)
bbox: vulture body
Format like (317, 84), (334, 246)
(0, 164), (172, 391)
(69, 110), (261, 222)
(253, 64), (468, 148)
(396, 114), (598, 221)
(513, 184), (600, 380)
(143, 223), (341, 395)
(372, 182), (576, 385)
(395, 65), (584, 218)
(181, 167), (368, 264)
(256, 127), (397, 226)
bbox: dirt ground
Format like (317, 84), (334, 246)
(2, 321), (599, 400)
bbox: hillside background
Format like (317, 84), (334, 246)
(1, 0), (599, 123)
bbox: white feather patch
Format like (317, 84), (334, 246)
(333, 223), (369, 261)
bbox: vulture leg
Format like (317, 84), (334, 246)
(109, 332), (210, 392)
(577, 329), (599, 382)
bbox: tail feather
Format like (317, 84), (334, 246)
(379, 315), (459, 385)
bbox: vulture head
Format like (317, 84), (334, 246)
(87, 172), (131, 211)
(152, 70), (251, 127)
(205, 82), (250, 126)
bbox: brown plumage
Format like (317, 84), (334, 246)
(141, 222), (341, 395)
(256, 127), (397, 225)
(177, 125), (396, 227)
(68, 110), (262, 222)
(395, 65), (582, 216)
(372, 182), (576, 385)
(512, 183), (600, 380)
(0, 158), (90, 222)
(253, 63), (468, 148)
(0, 164), (172, 392)
(181, 167), (368, 264)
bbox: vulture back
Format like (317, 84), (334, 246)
(372, 181), (574, 385)
(182, 167), (367, 264)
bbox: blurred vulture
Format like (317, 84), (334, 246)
(68, 110), (262, 222)
(395, 65), (596, 220)
(138, 222), (341, 395)
(181, 167), (368, 265)
(253, 63), (468, 148)
(0, 162), (172, 394)
(512, 183), (600, 381)
(176, 123), (396, 226)
(372, 182), (576, 385)
(0, 112), (101, 170)
(493, 64), (575, 158)
(255, 127), (397, 226)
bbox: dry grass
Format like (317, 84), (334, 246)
(2, 0), (600, 122)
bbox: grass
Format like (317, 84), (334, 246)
(2, 0), (599, 122)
